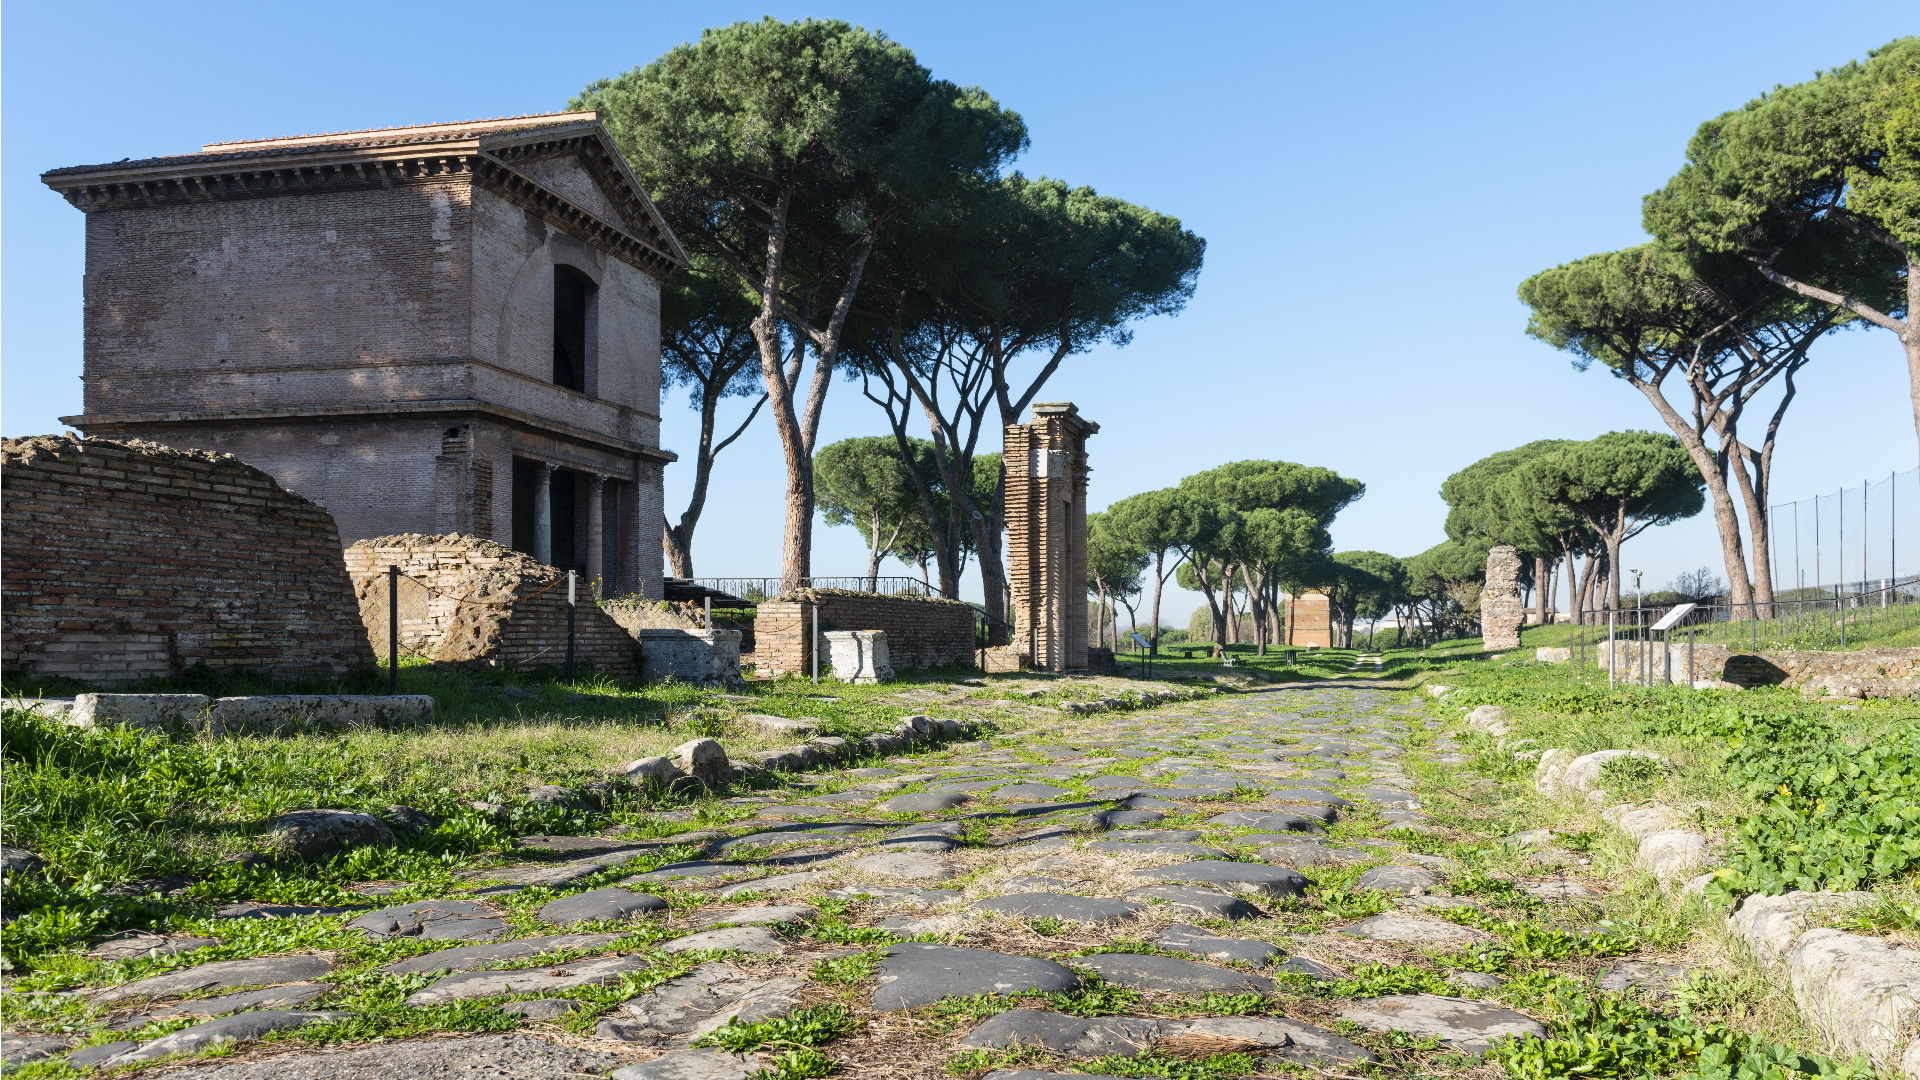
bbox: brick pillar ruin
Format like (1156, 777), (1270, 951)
(1005, 403), (1099, 672)
(1483, 545), (1525, 650)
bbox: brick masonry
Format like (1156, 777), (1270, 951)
(1284, 591), (1332, 648)
(344, 534), (636, 674)
(41, 113), (682, 599)
(1004, 403), (1097, 672)
(752, 591), (976, 678)
(1, 435), (375, 684)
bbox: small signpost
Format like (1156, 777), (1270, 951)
(1648, 603), (1696, 685)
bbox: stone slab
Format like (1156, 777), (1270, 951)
(406, 954), (652, 1004)
(347, 900), (506, 942)
(381, 933), (621, 975)
(1076, 952), (1274, 993)
(872, 944), (1080, 1010)
(1336, 994), (1546, 1053)
(1130, 861), (1308, 899)
(95, 954), (333, 1003)
(969, 893), (1144, 925)
(537, 888), (668, 926)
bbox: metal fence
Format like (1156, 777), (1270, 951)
(678, 576), (937, 602)
(1567, 574), (1920, 664)
(1769, 467), (1920, 596)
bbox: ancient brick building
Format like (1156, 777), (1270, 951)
(1284, 590), (1333, 648)
(41, 113), (685, 598)
(2, 436), (375, 684)
(1004, 403), (1098, 672)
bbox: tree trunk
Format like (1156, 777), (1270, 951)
(1625, 374), (1756, 615)
(1148, 549), (1167, 657)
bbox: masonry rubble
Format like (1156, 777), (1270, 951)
(1481, 545), (1524, 651)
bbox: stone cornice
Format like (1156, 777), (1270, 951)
(42, 148), (684, 279)
(63, 400), (679, 465)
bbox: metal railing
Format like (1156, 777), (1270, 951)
(1566, 574), (1920, 664)
(678, 577), (937, 601)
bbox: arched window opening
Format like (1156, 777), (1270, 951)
(552, 265), (593, 392)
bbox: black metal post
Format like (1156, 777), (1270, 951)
(565, 570), (577, 681)
(388, 564), (399, 694)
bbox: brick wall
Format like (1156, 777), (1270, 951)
(751, 590), (976, 678)
(1, 435), (374, 684)
(1285, 591), (1332, 647)
(344, 533), (636, 674)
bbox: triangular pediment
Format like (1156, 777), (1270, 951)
(479, 124), (686, 271)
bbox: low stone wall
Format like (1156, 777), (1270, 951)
(1592, 639), (1920, 690)
(61, 693), (433, 735)
(751, 590), (975, 678)
(1, 435), (374, 684)
(344, 534), (637, 675)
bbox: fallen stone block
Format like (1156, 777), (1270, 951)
(206, 695), (433, 733)
(1731, 890), (1877, 963)
(68, 693), (210, 732)
(1786, 929), (1920, 1076)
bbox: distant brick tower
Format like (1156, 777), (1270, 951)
(1004, 402), (1099, 672)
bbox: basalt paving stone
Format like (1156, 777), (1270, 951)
(1356, 865), (1447, 895)
(1132, 861), (1309, 899)
(1105, 829), (1202, 843)
(1122, 795), (1184, 811)
(109, 983), (336, 1031)
(514, 835), (661, 855)
(1337, 914), (1493, 944)
(694, 906), (814, 929)
(1000, 875), (1070, 891)
(1206, 811), (1325, 833)
(101, 1010), (348, 1066)
(499, 998), (582, 1019)
(94, 954), (334, 1003)
(602, 960), (806, 1037)
(1153, 923), (1285, 964)
(537, 887), (668, 926)
(848, 851), (955, 880)
(381, 933), (622, 975)
(622, 861), (738, 886)
(660, 926), (786, 956)
(872, 944), (1080, 1010)
(969, 892), (1145, 925)
(829, 885), (962, 904)
(956, 1009), (1163, 1054)
(1336, 994), (1547, 1054)
(992, 783), (1074, 801)
(1077, 953), (1275, 993)
(751, 805), (857, 819)
(928, 780), (1010, 794)
(1261, 844), (1373, 867)
(148, 1033), (639, 1080)
(875, 792), (973, 813)
(1124, 885), (1262, 921)
(612, 1048), (762, 1079)
(1098, 810), (1166, 827)
(215, 902), (371, 919)
(407, 954), (652, 1004)
(86, 933), (220, 961)
(847, 768), (900, 778)
(1085, 840), (1227, 860)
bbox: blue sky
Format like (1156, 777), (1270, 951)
(5, 2), (1915, 623)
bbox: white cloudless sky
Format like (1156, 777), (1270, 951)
(5, 2), (1915, 624)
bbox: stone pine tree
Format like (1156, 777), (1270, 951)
(1101, 488), (1227, 656)
(577, 19), (1028, 588)
(1643, 38), (1919, 457)
(660, 259), (767, 578)
(1509, 432), (1706, 612)
(1324, 551), (1407, 649)
(1441, 440), (1580, 621)
(1520, 244), (1850, 615)
(847, 174), (1204, 626)
(813, 435), (935, 591)
(1086, 511), (1149, 649)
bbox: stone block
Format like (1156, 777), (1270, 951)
(1482, 546), (1524, 651)
(740, 714), (819, 739)
(1786, 928), (1920, 1075)
(982, 646), (1030, 673)
(1536, 647), (1571, 663)
(672, 739), (731, 787)
(619, 756), (682, 788)
(825, 630), (893, 683)
(639, 629), (743, 688)
(206, 695), (433, 734)
(69, 694), (211, 732)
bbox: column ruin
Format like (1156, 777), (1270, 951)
(1483, 545), (1525, 650)
(1004, 402), (1099, 672)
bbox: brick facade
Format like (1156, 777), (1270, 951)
(1, 435), (374, 684)
(343, 534), (636, 674)
(41, 113), (684, 599)
(751, 591), (976, 678)
(1004, 403), (1098, 672)
(1284, 590), (1332, 647)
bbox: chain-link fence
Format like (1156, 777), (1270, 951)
(1770, 467), (1920, 596)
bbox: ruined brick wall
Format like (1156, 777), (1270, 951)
(1, 435), (374, 684)
(1005, 403), (1097, 671)
(751, 591), (976, 678)
(344, 534), (637, 674)
(1482, 545), (1525, 650)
